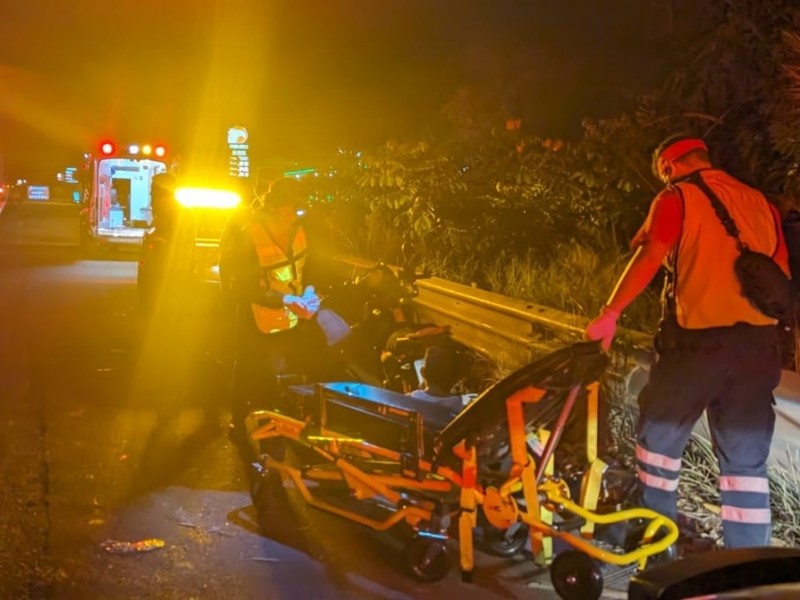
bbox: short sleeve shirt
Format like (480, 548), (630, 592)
(630, 189), (683, 251)
(629, 187), (789, 272)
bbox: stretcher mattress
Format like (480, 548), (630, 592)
(283, 342), (608, 469)
(284, 382), (456, 462)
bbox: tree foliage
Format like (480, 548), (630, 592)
(309, 0), (800, 315)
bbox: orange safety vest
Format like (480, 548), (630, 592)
(670, 169), (779, 329)
(246, 219), (307, 334)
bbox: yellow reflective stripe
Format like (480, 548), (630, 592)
(273, 266), (294, 283)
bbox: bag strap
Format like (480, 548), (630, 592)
(684, 172), (747, 252)
(661, 186), (685, 320)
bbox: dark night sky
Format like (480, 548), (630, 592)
(0, 0), (669, 180)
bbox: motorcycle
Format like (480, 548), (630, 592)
(316, 262), (478, 394)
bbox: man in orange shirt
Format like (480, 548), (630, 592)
(586, 135), (789, 549)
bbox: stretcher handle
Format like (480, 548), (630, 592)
(534, 385), (581, 485)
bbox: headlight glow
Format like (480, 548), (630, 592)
(175, 187), (242, 209)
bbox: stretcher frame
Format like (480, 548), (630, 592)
(245, 343), (679, 583)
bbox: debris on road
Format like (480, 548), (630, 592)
(208, 526), (235, 537)
(100, 538), (166, 554)
(251, 557), (281, 563)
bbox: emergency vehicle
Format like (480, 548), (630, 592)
(174, 185), (243, 284)
(80, 140), (170, 249)
(80, 140), (243, 283)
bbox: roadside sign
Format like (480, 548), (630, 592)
(27, 185), (50, 201)
(227, 126), (250, 179)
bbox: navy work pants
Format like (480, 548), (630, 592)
(232, 318), (306, 427)
(231, 314), (334, 428)
(636, 322), (780, 549)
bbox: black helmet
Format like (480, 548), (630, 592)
(259, 177), (302, 210)
(255, 166), (283, 196)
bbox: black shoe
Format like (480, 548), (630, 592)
(675, 534), (716, 558)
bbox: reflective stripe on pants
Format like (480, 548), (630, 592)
(637, 322), (779, 548)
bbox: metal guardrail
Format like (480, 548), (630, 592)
(332, 255), (654, 372)
(413, 276), (653, 369)
(332, 255), (800, 473)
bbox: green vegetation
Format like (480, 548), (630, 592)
(307, 2), (800, 333)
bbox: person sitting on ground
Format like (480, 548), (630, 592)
(407, 345), (468, 414)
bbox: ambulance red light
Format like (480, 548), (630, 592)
(154, 145), (166, 158)
(100, 142), (115, 156)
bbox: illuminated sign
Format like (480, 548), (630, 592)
(64, 167), (79, 184)
(227, 127), (248, 145)
(27, 185), (50, 201)
(227, 126), (250, 179)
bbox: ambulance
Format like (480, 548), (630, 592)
(80, 140), (170, 249)
(80, 140), (244, 282)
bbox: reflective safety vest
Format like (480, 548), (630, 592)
(247, 219), (307, 334)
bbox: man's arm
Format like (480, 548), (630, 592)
(585, 189), (681, 349)
(584, 239), (670, 350)
(605, 239), (671, 314)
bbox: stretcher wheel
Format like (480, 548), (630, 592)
(404, 536), (451, 583)
(646, 541), (678, 567)
(550, 550), (603, 600)
(482, 523), (529, 557)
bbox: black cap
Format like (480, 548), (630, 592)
(263, 177), (302, 207)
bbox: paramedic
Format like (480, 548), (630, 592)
(584, 135), (789, 549)
(222, 177), (320, 442)
(138, 172), (195, 314)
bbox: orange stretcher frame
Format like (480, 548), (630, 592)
(245, 343), (678, 582)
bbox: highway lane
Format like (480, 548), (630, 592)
(0, 244), (565, 600)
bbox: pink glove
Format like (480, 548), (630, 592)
(585, 306), (620, 351)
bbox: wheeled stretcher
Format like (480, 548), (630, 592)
(245, 342), (678, 599)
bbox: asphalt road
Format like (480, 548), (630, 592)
(0, 230), (575, 599)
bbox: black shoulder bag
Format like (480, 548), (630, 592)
(687, 172), (792, 323)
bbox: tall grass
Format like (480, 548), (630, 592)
(421, 241), (660, 334)
(768, 452), (800, 545)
